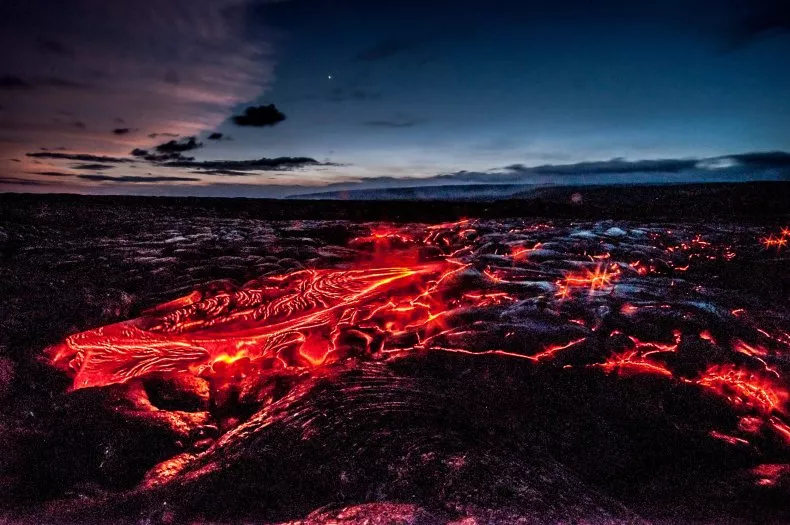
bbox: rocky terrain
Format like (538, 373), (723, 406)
(1, 194), (789, 524)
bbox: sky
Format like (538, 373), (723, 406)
(1, 0), (789, 197)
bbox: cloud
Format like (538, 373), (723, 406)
(727, 0), (790, 49)
(729, 151), (790, 167)
(522, 158), (699, 175)
(426, 151), (790, 186)
(164, 156), (335, 173)
(232, 104), (286, 127)
(71, 163), (114, 170)
(77, 174), (200, 183)
(207, 132), (225, 140)
(29, 171), (74, 177)
(0, 176), (54, 186)
(130, 147), (199, 163)
(148, 132), (179, 139)
(154, 136), (202, 154)
(112, 128), (131, 135)
(363, 119), (423, 128)
(189, 169), (250, 176)
(0, 74), (92, 90)
(0, 75), (32, 90)
(0, 0), (281, 162)
(289, 150), (790, 196)
(130, 148), (195, 162)
(26, 151), (134, 163)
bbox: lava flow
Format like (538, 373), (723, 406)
(46, 219), (790, 451)
(49, 265), (451, 389)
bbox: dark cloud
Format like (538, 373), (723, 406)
(113, 128), (131, 135)
(71, 163), (114, 171)
(0, 75), (90, 90)
(283, 150), (790, 195)
(130, 148), (195, 163)
(29, 171), (73, 177)
(354, 38), (420, 61)
(232, 104), (286, 127)
(148, 132), (179, 139)
(0, 176), (54, 186)
(27, 152), (134, 163)
(522, 158), (699, 175)
(164, 156), (332, 172)
(77, 174), (200, 183)
(0, 75), (32, 90)
(154, 136), (202, 154)
(363, 119), (423, 128)
(73, 121), (86, 129)
(729, 151), (790, 167)
(190, 169), (251, 176)
(36, 37), (74, 57)
(207, 132), (224, 140)
(728, 0), (790, 48)
(427, 151), (790, 186)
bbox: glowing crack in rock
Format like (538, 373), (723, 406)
(49, 265), (445, 389)
(45, 220), (790, 450)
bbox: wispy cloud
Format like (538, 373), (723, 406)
(0, 0), (282, 162)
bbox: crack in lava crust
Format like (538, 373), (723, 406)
(46, 219), (790, 452)
(48, 265), (447, 389)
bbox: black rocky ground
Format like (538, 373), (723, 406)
(1, 191), (789, 524)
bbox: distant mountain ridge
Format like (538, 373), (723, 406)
(287, 184), (534, 200)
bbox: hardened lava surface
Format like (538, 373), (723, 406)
(1, 202), (790, 524)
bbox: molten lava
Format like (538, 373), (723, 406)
(45, 220), (790, 450)
(50, 265), (445, 389)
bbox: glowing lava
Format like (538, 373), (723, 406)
(49, 265), (445, 389)
(45, 221), (790, 450)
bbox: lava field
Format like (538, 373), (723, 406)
(1, 199), (790, 524)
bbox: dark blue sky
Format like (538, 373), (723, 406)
(1, 0), (789, 195)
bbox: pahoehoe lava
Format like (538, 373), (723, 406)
(1, 199), (789, 524)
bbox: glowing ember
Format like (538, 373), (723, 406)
(592, 350), (673, 377)
(760, 227), (790, 251)
(694, 365), (788, 416)
(555, 264), (619, 299)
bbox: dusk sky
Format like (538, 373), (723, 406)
(1, 0), (789, 197)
